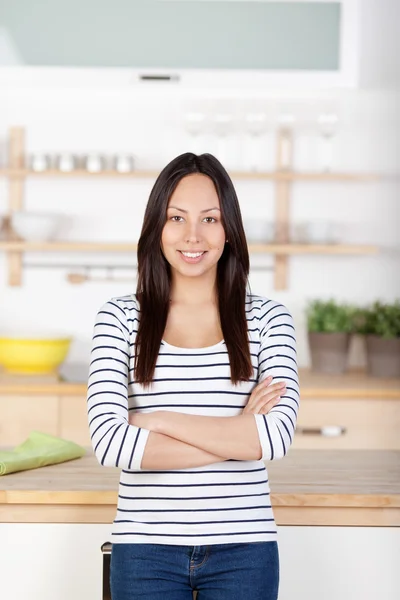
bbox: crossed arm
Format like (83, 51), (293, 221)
(130, 411), (262, 470)
(88, 298), (299, 472)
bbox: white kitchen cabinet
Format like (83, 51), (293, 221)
(0, 524), (399, 600)
(0, 1), (358, 88)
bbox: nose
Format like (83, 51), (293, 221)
(184, 220), (202, 244)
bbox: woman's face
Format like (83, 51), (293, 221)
(161, 173), (227, 279)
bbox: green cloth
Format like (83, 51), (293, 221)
(0, 431), (86, 476)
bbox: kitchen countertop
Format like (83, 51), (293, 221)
(1, 369), (400, 398)
(0, 450), (399, 526)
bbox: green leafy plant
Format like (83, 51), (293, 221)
(353, 301), (400, 339)
(306, 299), (356, 334)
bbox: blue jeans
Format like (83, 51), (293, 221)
(110, 541), (279, 599)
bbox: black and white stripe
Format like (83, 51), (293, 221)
(87, 293), (299, 545)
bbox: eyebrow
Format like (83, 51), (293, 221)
(167, 206), (221, 214)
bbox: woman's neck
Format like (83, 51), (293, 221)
(169, 274), (218, 306)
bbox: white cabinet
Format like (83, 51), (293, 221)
(278, 526), (400, 600)
(1, 524), (399, 600)
(0, 524), (111, 600)
(0, 1), (358, 88)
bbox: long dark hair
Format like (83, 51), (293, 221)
(134, 152), (253, 387)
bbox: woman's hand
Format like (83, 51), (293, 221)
(242, 376), (286, 415)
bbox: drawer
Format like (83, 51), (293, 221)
(294, 398), (400, 450)
(0, 395), (59, 445)
(59, 395), (91, 446)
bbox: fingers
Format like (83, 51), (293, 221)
(243, 378), (287, 415)
(253, 380), (287, 405)
(243, 382), (286, 414)
(254, 379), (287, 413)
(259, 396), (281, 414)
(249, 393), (281, 415)
(257, 393), (281, 413)
(258, 377), (286, 393)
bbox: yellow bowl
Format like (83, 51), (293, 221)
(0, 338), (72, 374)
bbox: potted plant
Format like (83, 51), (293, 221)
(353, 300), (400, 378)
(306, 299), (355, 374)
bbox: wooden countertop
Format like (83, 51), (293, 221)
(1, 369), (400, 398)
(1, 450), (399, 526)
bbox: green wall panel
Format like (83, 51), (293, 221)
(0, 1), (340, 70)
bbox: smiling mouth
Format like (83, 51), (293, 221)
(179, 251), (206, 256)
(178, 250), (207, 263)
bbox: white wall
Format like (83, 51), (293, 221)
(359, 0), (400, 90)
(0, 85), (399, 368)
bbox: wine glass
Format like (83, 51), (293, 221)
(243, 111), (268, 172)
(183, 111), (207, 155)
(211, 111), (234, 167)
(277, 112), (296, 169)
(317, 112), (339, 172)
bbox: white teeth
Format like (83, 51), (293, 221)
(181, 252), (204, 258)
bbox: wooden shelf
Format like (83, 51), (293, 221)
(1, 126), (380, 288)
(248, 244), (378, 255)
(0, 240), (379, 254)
(0, 168), (379, 181)
(1, 168), (159, 179)
(0, 241), (139, 252)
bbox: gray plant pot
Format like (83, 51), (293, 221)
(308, 332), (350, 374)
(366, 335), (400, 378)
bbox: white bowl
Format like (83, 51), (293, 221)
(291, 221), (341, 244)
(243, 219), (275, 243)
(11, 212), (63, 242)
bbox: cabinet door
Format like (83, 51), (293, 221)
(0, 2), (340, 71)
(59, 396), (91, 446)
(0, 395), (59, 445)
(278, 526), (400, 600)
(293, 398), (400, 450)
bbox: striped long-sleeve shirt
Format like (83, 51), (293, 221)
(87, 293), (299, 545)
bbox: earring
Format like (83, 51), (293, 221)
(225, 239), (229, 243)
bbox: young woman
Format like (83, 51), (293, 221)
(87, 153), (299, 599)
